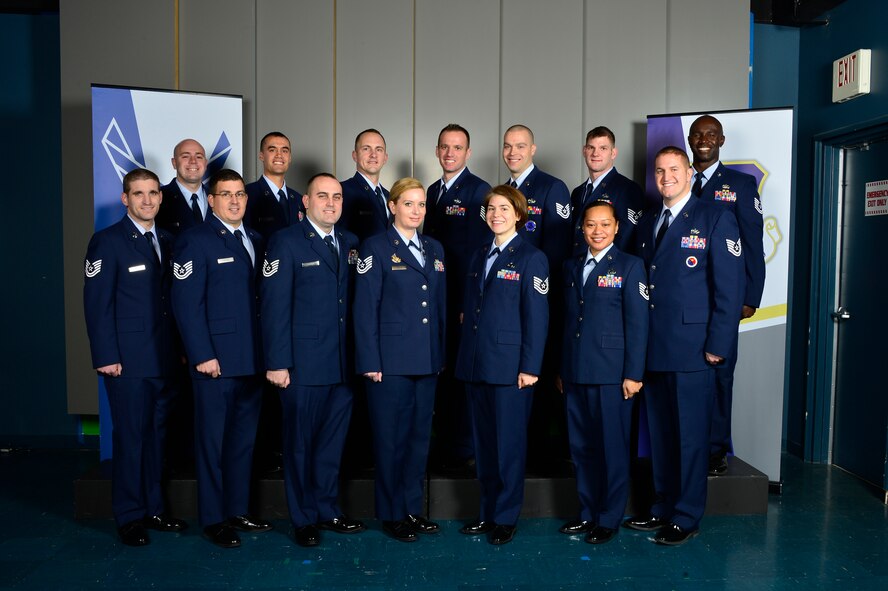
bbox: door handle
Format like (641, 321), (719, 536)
(831, 307), (851, 322)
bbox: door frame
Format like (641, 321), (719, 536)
(807, 116), (888, 464)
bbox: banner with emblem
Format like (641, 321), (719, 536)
(645, 107), (794, 483)
(89, 84), (243, 460)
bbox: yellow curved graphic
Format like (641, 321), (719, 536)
(740, 303), (787, 325)
(763, 216), (782, 264)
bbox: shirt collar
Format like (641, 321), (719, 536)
(510, 164), (535, 188)
(306, 216), (336, 242)
(358, 171), (380, 192)
(588, 166), (614, 191)
(442, 167), (467, 190)
(212, 213), (243, 234)
(126, 215), (156, 236)
(262, 175), (287, 195)
(176, 180), (204, 200)
(489, 232), (518, 254)
(393, 225), (420, 249)
(662, 191), (693, 219)
(695, 161), (720, 185)
(585, 242), (614, 264)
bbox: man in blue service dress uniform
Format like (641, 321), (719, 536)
(261, 173), (365, 548)
(171, 169), (272, 548)
(245, 131), (303, 239)
(157, 138), (210, 237)
(623, 147), (744, 545)
(424, 123), (492, 468)
(570, 126), (645, 255)
(687, 115), (766, 476)
(83, 168), (187, 546)
(340, 128), (391, 242)
(558, 199), (649, 545)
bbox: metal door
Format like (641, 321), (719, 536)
(832, 136), (888, 493)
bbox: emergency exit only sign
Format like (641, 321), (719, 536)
(832, 49), (871, 103)
(865, 179), (888, 217)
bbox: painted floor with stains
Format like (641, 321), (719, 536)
(0, 449), (886, 590)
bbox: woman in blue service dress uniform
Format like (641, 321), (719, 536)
(557, 199), (649, 545)
(454, 184), (550, 545)
(353, 177), (447, 542)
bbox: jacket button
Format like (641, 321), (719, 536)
(649, 304), (655, 310)
(422, 318), (429, 324)
(421, 301), (428, 307)
(473, 325), (478, 330)
(575, 333), (580, 338)
(579, 300), (583, 305)
(421, 284), (428, 291)
(651, 264), (657, 271)
(578, 317), (583, 322)
(650, 284), (655, 290)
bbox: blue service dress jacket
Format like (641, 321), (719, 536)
(340, 172), (390, 243)
(455, 234), (550, 384)
(170, 215), (264, 378)
(83, 215), (178, 376)
(244, 178), (303, 239)
(697, 163), (765, 309)
(157, 179), (210, 237)
(353, 226), (447, 376)
(514, 166), (573, 270)
(636, 198), (745, 372)
(560, 245), (648, 385)
(260, 217), (359, 385)
(570, 168), (645, 255)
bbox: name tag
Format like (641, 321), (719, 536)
(217, 257), (235, 264)
(391, 265), (407, 271)
(302, 260), (320, 267)
(128, 264), (146, 273)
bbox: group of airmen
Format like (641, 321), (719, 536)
(83, 115), (764, 549)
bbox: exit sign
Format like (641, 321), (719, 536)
(832, 49), (871, 103)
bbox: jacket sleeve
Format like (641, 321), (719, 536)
(519, 251), (550, 376)
(737, 174), (765, 308)
(170, 231), (216, 365)
(83, 232), (120, 369)
(622, 257), (649, 381)
(260, 232), (294, 370)
(614, 180), (645, 253)
(705, 209), (745, 358)
(353, 239), (383, 374)
(542, 179), (573, 267)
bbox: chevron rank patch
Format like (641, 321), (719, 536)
(480, 206), (486, 220)
(754, 197), (763, 214)
(726, 238), (742, 257)
(173, 261), (193, 280)
(638, 282), (649, 301)
(357, 256), (373, 274)
(533, 276), (549, 295)
(627, 208), (640, 225)
(555, 203), (571, 219)
(262, 259), (280, 277)
(84, 259), (102, 278)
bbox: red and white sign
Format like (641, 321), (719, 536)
(832, 49), (871, 103)
(865, 179), (888, 217)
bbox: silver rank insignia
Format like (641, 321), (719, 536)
(480, 205), (486, 220)
(173, 261), (193, 280)
(84, 259), (102, 278)
(262, 259), (280, 277)
(638, 282), (649, 301)
(627, 208), (640, 225)
(726, 238), (742, 257)
(533, 276), (549, 295)
(555, 203), (571, 219)
(357, 256), (373, 274)
(754, 197), (763, 214)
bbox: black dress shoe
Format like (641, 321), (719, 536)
(317, 515), (366, 534)
(459, 519), (495, 535)
(382, 520), (417, 542)
(118, 521), (150, 546)
(143, 514), (188, 532)
(489, 524), (516, 545)
(204, 523), (241, 548)
(559, 519), (594, 535)
(709, 455), (729, 476)
(294, 525), (320, 547)
(653, 523), (699, 546)
(585, 525), (618, 545)
(622, 515), (667, 531)
(229, 514), (273, 533)
(406, 514), (440, 534)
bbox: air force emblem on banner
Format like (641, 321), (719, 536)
(84, 259), (102, 278)
(357, 256), (373, 274)
(555, 203), (571, 219)
(262, 259), (280, 277)
(533, 276), (549, 295)
(638, 282), (649, 300)
(726, 238), (742, 257)
(627, 208), (640, 225)
(173, 261), (193, 280)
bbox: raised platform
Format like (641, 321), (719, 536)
(74, 456), (768, 520)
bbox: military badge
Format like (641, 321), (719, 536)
(357, 256), (373, 274)
(555, 203), (571, 219)
(527, 198), (536, 204)
(348, 249), (359, 265)
(533, 276), (549, 295)
(627, 208), (640, 225)
(173, 261), (193, 280)
(446, 205), (466, 216)
(497, 269), (520, 281)
(528, 206), (542, 216)
(263, 259), (280, 277)
(84, 259), (102, 278)
(525, 220), (537, 232)
(434, 259), (445, 272)
(686, 256), (698, 268)
(681, 236), (707, 249)
(726, 238), (742, 257)
(597, 274), (623, 288)
(638, 282), (649, 300)
(714, 185), (737, 202)
(391, 253), (402, 263)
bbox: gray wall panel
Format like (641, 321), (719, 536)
(61, 1), (176, 414)
(178, 0), (256, 175)
(666, 0), (750, 113)
(335, 0), (414, 187)
(256, 1), (334, 189)
(414, 0), (501, 186)
(501, 0), (584, 186)
(583, 0), (668, 182)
